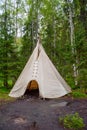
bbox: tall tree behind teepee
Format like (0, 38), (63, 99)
(20, 0), (41, 68)
(67, 0), (78, 86)
(0, 0), (18, 87)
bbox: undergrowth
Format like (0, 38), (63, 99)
(59, 112), (85, 130)
(72, 91), (87, 98)
(0, 87), (13, 101)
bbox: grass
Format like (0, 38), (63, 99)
(72, 91), (87, 98)
(0, 87), (14, 103)
(71, 89), (87, 98)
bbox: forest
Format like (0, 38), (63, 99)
(0, 0), (87, 97)
(0, 1), (87, 130)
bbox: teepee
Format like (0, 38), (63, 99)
(9, 38), (71, 98)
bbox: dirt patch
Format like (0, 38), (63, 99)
(0, 97), (87, 130)
(11, 116), (27, 124)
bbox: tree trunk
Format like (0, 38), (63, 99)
(36, 0), (39, 41)
(4, 74), (8, 88)
(53, 16), (56, 58)
(15, 0), (18, 38)
(4, 0), (8, 88)
(68, 1), (78, 86)
(79, 0), (87, 35)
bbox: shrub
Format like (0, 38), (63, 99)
(59, 112), (85, 130)
(72, 91), (87, 98)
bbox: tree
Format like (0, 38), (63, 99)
(0, 0), (18, 87)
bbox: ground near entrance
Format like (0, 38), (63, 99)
(0, 94), (87, 130)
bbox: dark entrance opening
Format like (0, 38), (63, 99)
(24, 80), (39, 98)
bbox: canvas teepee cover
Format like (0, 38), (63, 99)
(9, 39), (71, 98)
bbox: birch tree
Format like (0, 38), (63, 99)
(67, 0), (78, 86)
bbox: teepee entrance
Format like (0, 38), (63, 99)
(24, 80), (39, 97)
(27, 80), (39, 91)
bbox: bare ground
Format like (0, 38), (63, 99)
(0, 93), (87, 130)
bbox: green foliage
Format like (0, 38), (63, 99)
(72, 91), (87, 98)
(0, 0), (87, 93)
(0, 86), (13, 101)
(0, 87), (10, 93)
(59, 113), (85, 130)
(0, 0), (20, 87)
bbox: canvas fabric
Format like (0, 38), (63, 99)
(9, 40), (71, 98)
